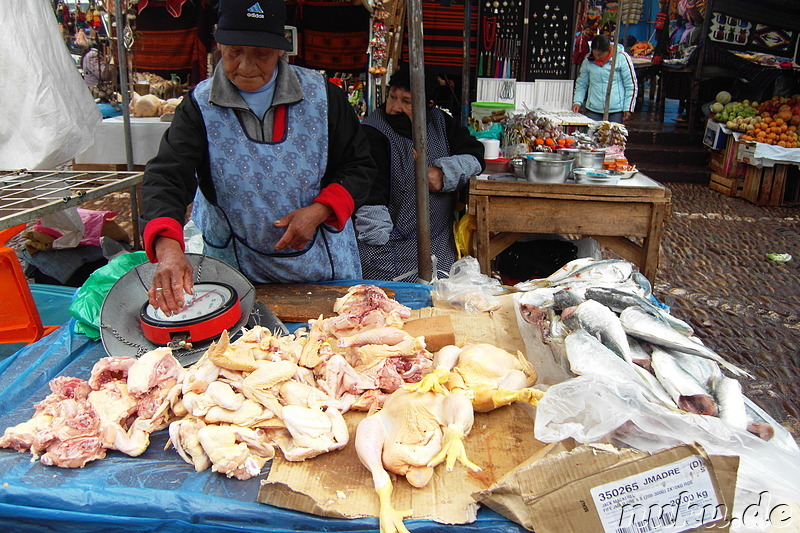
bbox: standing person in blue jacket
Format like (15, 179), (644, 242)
(141, 0), (377, 315)
(572, 35), (637, 123)
(354, 65), (485, 282)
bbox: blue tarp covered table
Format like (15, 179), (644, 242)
(0, 281), (527, 533)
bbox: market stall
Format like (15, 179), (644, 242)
(468, 172), (671, 283)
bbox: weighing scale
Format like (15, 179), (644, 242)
(100, 254), (286, 367)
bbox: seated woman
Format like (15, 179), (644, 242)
(355, 65), (485, 282)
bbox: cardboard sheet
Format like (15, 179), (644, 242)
(259, 404), (545, 524)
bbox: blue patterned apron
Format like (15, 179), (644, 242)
(192, 67), (361, 283)
(358, 108), (456, 281)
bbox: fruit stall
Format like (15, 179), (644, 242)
(704, 90), (800, 206)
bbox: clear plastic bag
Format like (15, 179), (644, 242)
(431, 256), (502, 313)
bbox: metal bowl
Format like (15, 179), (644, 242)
(573, 168), (622, 185)
(574, 149), (606, 169)
(523, 153), (575, 183)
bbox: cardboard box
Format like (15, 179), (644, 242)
(737, 140), (759, 165)
(703, 120), (728, 150)
(476, 442), (739, 533)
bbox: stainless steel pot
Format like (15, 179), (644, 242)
(574, 149), (606, 169)
(523, 153), (575, 183)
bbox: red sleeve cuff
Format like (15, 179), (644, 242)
(314, 183), (355, 231)
(143, 217), (185, 262)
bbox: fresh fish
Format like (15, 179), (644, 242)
(712, 377), (747, 431)
(563, 300), (632, 363)
(565, 330), (675, 407)
(535, 257), (596, 284)
(628, 337), (652, 369)
(619, 306), (752, 378)
(650, 347), (718, 416)
(548, 259), (635, 288)
(517, 287), (560, 308)
(522, 259), (634, 289)
(632, 271), (652, 299)
(552, 289), (585, 311)
(744, 399), (775, 441)
(670, 350), (722, 388)
(584, 288), (693, 336)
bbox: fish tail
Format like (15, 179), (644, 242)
(719, 359), (753, 379)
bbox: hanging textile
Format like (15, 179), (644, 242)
(620, 0), (644, 24)
(131, 0), (214, 84)
(293, 0), (370, 73)
(401, 0), (479, 70)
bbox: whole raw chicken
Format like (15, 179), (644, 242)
(410, 344), (544, 412)
(355, 387), (478, 533)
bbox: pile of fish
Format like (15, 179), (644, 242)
(516, 258), (774, 441)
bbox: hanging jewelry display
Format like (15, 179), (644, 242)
(477, 0), (522, 79)
(523, 0), (573, 80)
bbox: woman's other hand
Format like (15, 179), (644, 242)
(274, 203), (332, 251)
(572, 104), (582, 113)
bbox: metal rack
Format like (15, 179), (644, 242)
(0, 169), (144, 247)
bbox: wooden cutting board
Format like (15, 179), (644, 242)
(254, 284), (395, 323)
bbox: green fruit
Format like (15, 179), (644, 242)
(716, 91), (732, 105)
(711, 102), (724, 113)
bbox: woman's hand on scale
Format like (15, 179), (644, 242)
(148, 236), (194, 316)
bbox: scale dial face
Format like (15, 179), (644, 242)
(141, 282), (237, 326)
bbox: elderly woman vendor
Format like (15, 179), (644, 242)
(140, 0), (376, 315)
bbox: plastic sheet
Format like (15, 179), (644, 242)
(0, 0), (101, 169)
(0, 281), (526, 532)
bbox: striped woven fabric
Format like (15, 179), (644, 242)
(401, 0), (478, 70)
(293, 0), (371, 73)
(132, 28), (206, 77)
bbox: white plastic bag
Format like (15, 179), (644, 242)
(431, 256), (502, 313)
(0, 0), (102, 169)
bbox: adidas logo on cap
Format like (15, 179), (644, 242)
(246, 2), (264, 18)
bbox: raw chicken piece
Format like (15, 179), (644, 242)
(168, 417), (211, 471)
(240, 360), (298, 415)
(337, 327), (412, 348)
(275, 404), (348, 461)
(298, 317), (329, 368)
(204, 398), (274, 426)
(89, 356), (137, 390)
(0, 412), (54, 452)
(333, 285), (412, 318)
(207, 330), (258, 372)
(355, 388), (478, 533)
(40, 436), (107, 468)
(127, 347), (184, 397)
(409, 344), (544, 412)
(196, 424), (274, 480)
(88, 380), (138, 447)
(323, 285), (411, 339)
(181, 352), (221, 394)
(48, 376), (92, 400)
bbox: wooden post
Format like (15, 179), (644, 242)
(407, 0), (432, 282)
(603, 0), (624, 121)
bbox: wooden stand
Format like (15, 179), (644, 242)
(468, 176), (672, 283)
